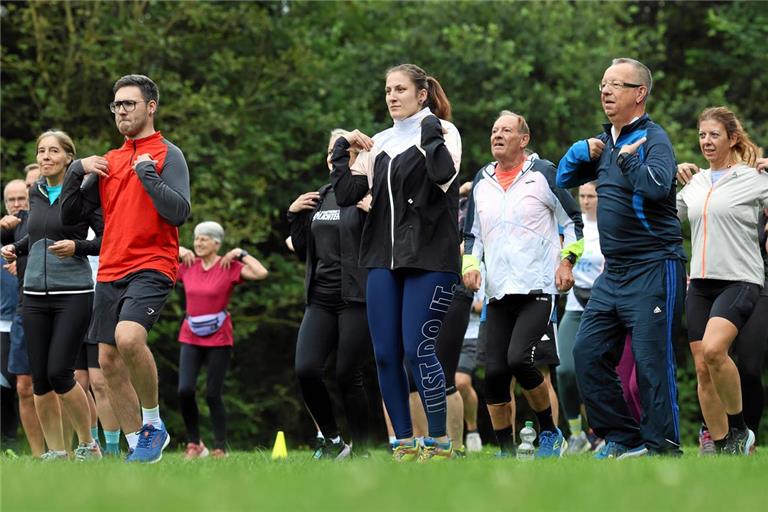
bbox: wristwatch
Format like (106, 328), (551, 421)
(563, 253), (577, 265)
(237, 250), (249, 261)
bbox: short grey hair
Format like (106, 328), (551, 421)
(611, 57), (653, 97)
(194, 221), (224, 243)
(496, 110), (530, 136)
(4, 179), (26, 197)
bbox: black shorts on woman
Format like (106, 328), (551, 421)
(686, 278), (761, 342)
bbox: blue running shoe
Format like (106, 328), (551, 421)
(594, 441), (647, 460)
(537, 428), (566, 458)
(126, 424), (170, 463)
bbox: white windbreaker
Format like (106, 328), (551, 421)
(677, 164), (768, 285)
(565, 216), (604, 312)
(464, 155), (583, 301)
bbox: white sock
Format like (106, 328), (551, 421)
(568, 416), (583, 436)
(142, 406), (163, 429)
(330, 435), (341, 444)
(126, 432), (139, 450)
(316, 431), (324, 440)
(388, 436), (396, 444)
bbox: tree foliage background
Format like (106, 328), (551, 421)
(2, 0), (767, 448)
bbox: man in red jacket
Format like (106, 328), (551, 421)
(61, 74), (190, 463)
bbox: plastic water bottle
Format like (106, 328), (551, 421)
(516, 421), (536, 461)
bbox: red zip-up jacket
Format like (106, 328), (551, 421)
(61, 131), (191, 282)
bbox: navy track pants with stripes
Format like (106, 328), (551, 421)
(574, 258), (685, 453)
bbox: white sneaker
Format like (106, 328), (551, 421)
(465, 432), (483, 453)
(565, 431), (591, 455)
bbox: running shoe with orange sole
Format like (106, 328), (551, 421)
(418, 438), (454, 462)
(391, 439), (420, 462)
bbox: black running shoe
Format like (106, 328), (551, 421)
(320, 438), (351, 460)
(722, 428), (755, 456)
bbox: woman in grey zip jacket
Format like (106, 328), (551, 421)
(2, 130), (103, 460)
(676, 107), (768, 456)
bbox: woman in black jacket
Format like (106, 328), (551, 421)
(288, 129), (373, 459)
(331, 64), (462, 461)
(2, 130), (103, 461)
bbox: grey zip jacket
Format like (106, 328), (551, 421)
(677, 164), (768, 285)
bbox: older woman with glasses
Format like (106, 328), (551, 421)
(176, 221), (268, 459)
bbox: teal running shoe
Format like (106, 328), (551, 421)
(594, 441), (647, 459)
(537, 428), (566, 458)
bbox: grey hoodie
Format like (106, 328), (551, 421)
(677, 164), (768, 285)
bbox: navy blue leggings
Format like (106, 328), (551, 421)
(367, 268), (456, 439)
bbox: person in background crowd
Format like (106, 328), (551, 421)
(288, 129), (374, 459)
(71, 229), (122, 456)
(176, 221), (268, 459)
(556, 182), (605, 454)
(1, 180), (25, 451)
(2, 171), (46, 457)
(455, 278), (484, 454)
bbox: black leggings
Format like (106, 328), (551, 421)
(485, 294), (552, 403)
(23, 293), (92, 395)
(435, 290), (472, 395)
(178, 343), (231, 449)
(734, 295), (768, 437)
(295, 301), (371, 446)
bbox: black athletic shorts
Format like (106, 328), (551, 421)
(75, 342), (99, 370)
(686, 279), (761, 342)
(533, 320), (560, 366)
(88, 270), (174, 345)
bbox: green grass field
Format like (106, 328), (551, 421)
(2, 448), (766, 512)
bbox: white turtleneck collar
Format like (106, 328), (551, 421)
(375, 107), (433, 159)
(392, 107), (432, 131)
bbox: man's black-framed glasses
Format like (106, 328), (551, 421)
(109, 100), (145, 113)
(598, 81), (642, 92)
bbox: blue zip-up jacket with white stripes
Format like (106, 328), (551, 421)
(556, 114), (685, 265)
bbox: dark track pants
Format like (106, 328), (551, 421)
(574, 259), (685, 453)
(734, 295), (768, 437)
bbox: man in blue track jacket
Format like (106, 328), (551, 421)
(556, 58), (686, 457)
